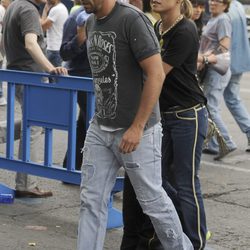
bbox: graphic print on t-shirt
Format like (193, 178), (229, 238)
(88, 31), (118, 120)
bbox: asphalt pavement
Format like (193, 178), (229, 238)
(0, 73), (250, 250)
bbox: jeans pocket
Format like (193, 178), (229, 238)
(81, 145), (95, 183)
(175, 110), (196, 120)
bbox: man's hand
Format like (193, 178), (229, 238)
(77, 26), (87, 46)
(76, 10), (90, 27)
(119, 125), (144, 154)
(49, 67), (68, 75)
(76, 11), (90, 46)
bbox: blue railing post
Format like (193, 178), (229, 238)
(44, 128), (53, 167)
(22, 85), (31, 162)
(66, 90), (77, 171)
(6, 82), (15, 159)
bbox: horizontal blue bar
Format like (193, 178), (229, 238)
(0, 69), (94, 92)
(0, 158), (124, 191)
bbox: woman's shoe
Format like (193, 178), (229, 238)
(202, 148), (218, 155)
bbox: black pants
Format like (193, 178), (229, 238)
(120, 174), (164, 250)
(121, 107), (208, 250)
(63, 91), (87, 170)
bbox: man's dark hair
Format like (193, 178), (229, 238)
(143, 0), (151, 13)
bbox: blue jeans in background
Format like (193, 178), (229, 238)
(47, 50), (62, 67)
(224, 73), (250, 138)
(77, 120), (193, 250)
(161, 105), (208, 250)
(203, 68), (237, 152)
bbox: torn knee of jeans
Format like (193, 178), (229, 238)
(81, 146), (95, 181)
(166, 229), (178, 240)
(81, 164), (95, 182)
(124, 162), (140, 169)
(82, 145), (91, 161)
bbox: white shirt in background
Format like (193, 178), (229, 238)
(46, 2), (68, 51)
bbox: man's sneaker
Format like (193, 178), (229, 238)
(246, 137), (250, 152)
(0, 96), (7, 106)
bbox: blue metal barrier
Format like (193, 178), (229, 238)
(0, 69), (124, 229)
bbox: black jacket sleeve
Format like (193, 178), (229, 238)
(60, 17), (87, 61)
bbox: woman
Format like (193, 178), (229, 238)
(190, 0), (205, 38)
(197, 0), (236, 160)
(143, 0), (160, 25)
(121, 0), (208, 249)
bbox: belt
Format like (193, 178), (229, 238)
(161, 103), (205, 115)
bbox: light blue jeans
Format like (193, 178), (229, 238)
(224, 73), (250, 138)
(203, 68), (237, 151)
(47, 50), (62, 67)
(77, 120), (193, 250)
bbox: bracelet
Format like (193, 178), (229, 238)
(203, 56), (209, 65)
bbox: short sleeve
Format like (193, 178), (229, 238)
(162, 30), (195, 67)
(0, 7), (5, 22)
(20, 8), (41, 37)
(128, 14), (160, 62)
(217, 16), (231, 41)
(47, 6), (58, 23)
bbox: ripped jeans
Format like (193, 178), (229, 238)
(77, 120), (193, 250)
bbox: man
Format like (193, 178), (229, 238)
(77, 1), (193, 249)
(2, 0), (67, 197)
(224, 0), (250, 152)
(60, 5), (91, 170)
(41, 0), (68, 66)
(0, 0), (11, 9)
(129, 0), (142, 10)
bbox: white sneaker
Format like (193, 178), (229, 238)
(0, 96), (7, 106)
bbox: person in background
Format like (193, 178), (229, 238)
(190, 0), (205, 38)
(129, 0), (143, 10)
(197, 0), (235, 160)
(41, 0), (68, 66)
(223, 0), (250, 152)
(0, 0), (11, 9)
(70, 0), (81, 14)
(143, 0), (160, 25)
(60, 3), (91, 171)
(76, 0), (193, 249)
(2, 0), (67, 198)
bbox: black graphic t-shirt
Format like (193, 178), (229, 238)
(86, 2), (161, 128)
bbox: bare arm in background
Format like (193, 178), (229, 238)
(25, 33), (67, 75)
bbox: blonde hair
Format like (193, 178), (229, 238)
(181, 0), (193, 19)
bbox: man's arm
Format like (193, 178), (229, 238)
(119, 53), (165, 154)
(60, 18), (87, 61)
(25, 33), (67, 74)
